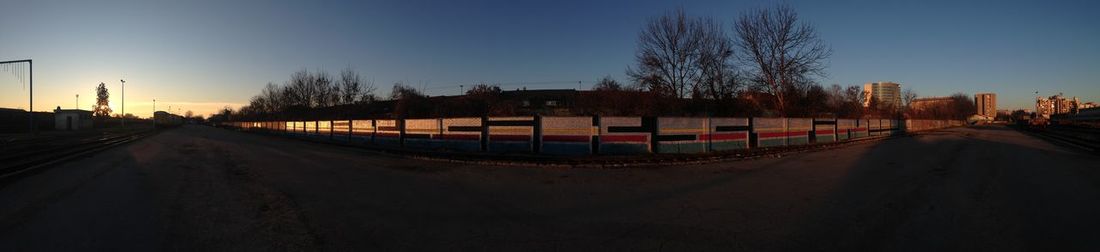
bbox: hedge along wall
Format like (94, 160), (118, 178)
(441, 117), (482, 152)
(487, 116), (535, 154)
(708, 117), (750, 151)
(540, 116), (594, 156)
(227, 116), (963, 156)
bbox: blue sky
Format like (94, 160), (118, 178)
(1, 0), (1097, 117)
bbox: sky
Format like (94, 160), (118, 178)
(1, 0), (1097, 117)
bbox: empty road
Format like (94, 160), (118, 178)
(1, 125), (1098, 251)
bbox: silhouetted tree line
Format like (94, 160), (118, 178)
(213, 67), (379, 122)
(905, 93), (976, 120)
(619, 5), (864, 118)
(215, 4), (974, 123)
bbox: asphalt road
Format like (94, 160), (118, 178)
(1, 125), (1097, 251)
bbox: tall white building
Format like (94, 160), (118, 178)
(975, 93), (996, 119)
(863, 81), (902, 109)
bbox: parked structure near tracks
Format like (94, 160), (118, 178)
(153, 111), (184, 128)
(220, 116), (965, 156)
(53, 107), (93, 130)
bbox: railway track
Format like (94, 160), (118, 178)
(1014, 125), (1099, 154)
(0, 130), (159, 183)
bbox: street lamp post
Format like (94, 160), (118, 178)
(120, 79), (125, 127)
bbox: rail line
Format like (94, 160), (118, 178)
(0, 130), (159, 183)
(1014, 125), (1099, 154)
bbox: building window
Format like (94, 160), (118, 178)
(545, 100), (558, 106)
(522, 100), (530, 107)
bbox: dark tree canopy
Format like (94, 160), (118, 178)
(93, 82), (111, 117)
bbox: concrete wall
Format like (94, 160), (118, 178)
(226, 116), (964, 156)
(599, 117), (650, 155)
(787, 118), (812, 145)
(441, 117), (481, 152)
(708, 117), (750, 151)
(487, 116), (535, 154)
(540, 116), (593, 155)
(813, 118), (837, 143)
(375, 119), (401, 147)
(350, 120), (374, 144)
(753, 118), (787, 147)
(656, 117), (707, 154)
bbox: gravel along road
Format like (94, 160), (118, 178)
(1, 124), (1097, 251)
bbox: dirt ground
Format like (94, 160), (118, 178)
(1, 125), (1098, 251)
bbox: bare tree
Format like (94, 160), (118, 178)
(901, 88), (917, 110)
(734, 4), (831, 116)
(288, 70), (314, 108)
(312, 70), (335, 108)
(358, 78), (377, 104)
(695, 18), (739, 101)
(949, 93), (976, 120)
(593, 76), (625, 91)
(628, 8), (707, 98)
(260, 82), (283, 112)
(391, 82), (429, 118)
(337, 67), (361, 105)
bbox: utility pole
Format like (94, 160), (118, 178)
(120, 79), (126, 127)
(76, 94), (79, 109)
(29, 60), (32, 133)
(153, 98), (156, 114)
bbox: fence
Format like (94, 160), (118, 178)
(221, 117), (964, 156)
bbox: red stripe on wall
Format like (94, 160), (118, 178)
(490, 134), (531, 141)
(439, 134), (480, 140)
(758, 132), (787, 138)
(700, 132), (748, 141)
(759, 131), (810, 138)
(601, 135), (648, 143)
(787, 131), (809, 137)
(543, 135), (590, 142)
